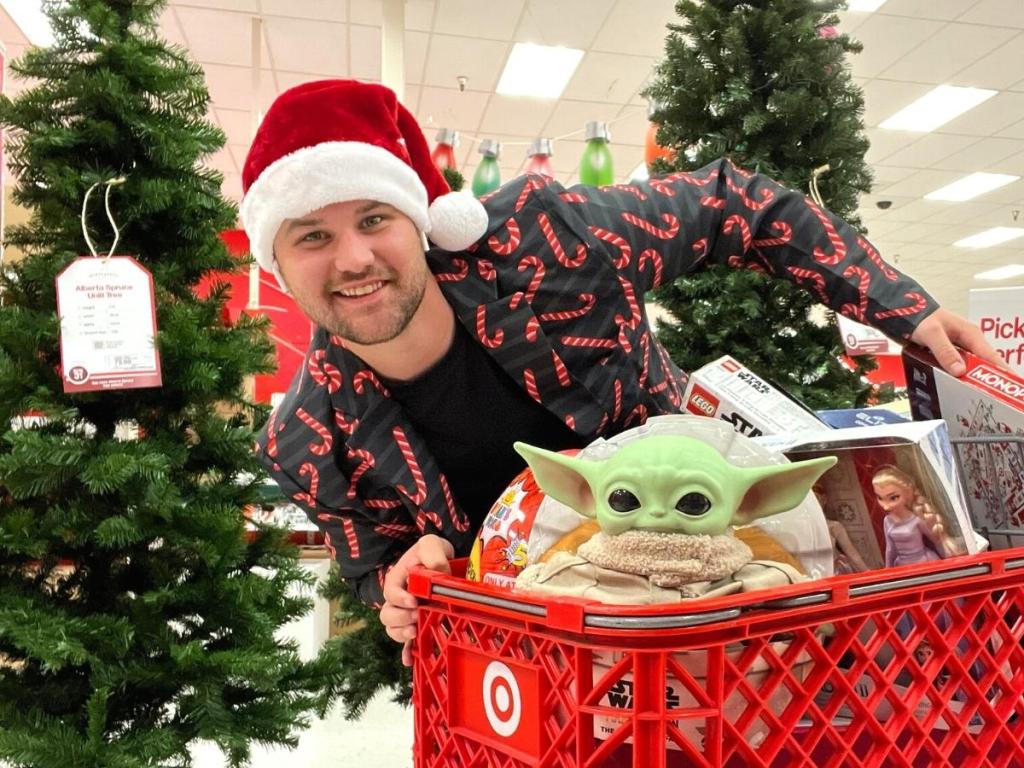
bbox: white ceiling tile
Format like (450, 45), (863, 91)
(433, 0), (526, 40)
(207, 147), (237, 176)
(265, 17), (347, 76)
(271, 71), (318, 96)
(403, 84), (422, 115)
(953, 33), (1024, 91)
(349, 0), (383, 26)
(202, 63), (256, 111)
(835, 11), (870, 35)
(921, 200), (1010, 226)
(215, 107), (256, 147)
(875, 169), (963, 197)
(422, 34), (509, 91)
(609, 142), (643, 181)
(610, 108), (650, 148)
(874, 133), (980, 169)
(479, 94), (556, 137)
(875, 197), (948, 222)
(956, 0), (1024, 28)
(350, 24), (382, 81)
(159, 7), (189, 48)
(560, 51), (657, 105)
(861, 79), (936, 128)
(929, 137), (1024, 171)
(171, 0), (260, 11)
(260, 0), (346, 21)
(221, 173), (243, 203)
(847, 15), (946, 79)
(515, 0), (616, 49)
(863, 128), (920, 163)
(415, 86), (490, 133)
(541, 100), (628, 142)
(591, 0), (678, 57)
(966, 181), (1024, 204)
(871, 165), (920, 186)
(407, 0), (437, 32)
(999, 148), (1024, 175)
(996, 117), (1024, 140)
(404, 31), (429, 85)
(880, 22), (1017, 84)
(175, 5), (253, 67)
(941, 91), (1024, 137)
(551, 139), (586, 173)
(872, 0), (976, 21)
(228, 145), (251, 174)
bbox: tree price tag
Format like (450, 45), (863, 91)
(55, 255), (163, 393)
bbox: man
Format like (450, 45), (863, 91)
(240, 79), (1000, 664)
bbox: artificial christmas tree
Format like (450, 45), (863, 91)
(0, 1), (345, 765)
(644, 0), (880, 408)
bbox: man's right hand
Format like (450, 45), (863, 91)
(380, 534), (454, 666)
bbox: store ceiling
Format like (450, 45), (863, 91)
(2, 0), (1023, 316)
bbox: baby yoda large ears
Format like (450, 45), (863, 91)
(514, 442), (599, 518)
(733, 456), (838, 525)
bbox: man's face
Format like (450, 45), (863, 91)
(272, 199), (429, 345)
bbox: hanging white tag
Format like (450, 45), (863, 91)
(55, 255), (162, 393)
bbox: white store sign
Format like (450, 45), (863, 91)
(968, 286), (1024, 376)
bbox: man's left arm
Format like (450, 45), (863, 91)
(560, 159), (1001, 374)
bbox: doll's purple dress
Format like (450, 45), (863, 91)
(884, 515), (941, 568)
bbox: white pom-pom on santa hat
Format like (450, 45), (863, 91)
(427, 190), (489, 252)
(239, 79), (489, 285)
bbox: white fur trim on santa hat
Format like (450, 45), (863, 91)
(427, 191), (489, 252)
(240, 141), (430, 277)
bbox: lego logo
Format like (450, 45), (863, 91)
(689, 394), (716, 416)
(482, 661), (522, 737)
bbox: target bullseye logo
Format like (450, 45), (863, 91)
(482, 661), (522, 737)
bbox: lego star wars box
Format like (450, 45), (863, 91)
(682, 355), (828, 438)
(902, 347), (1024, 545)
(756, 420), (985, 573)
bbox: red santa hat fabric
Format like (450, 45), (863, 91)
(240, 79), (488, 287)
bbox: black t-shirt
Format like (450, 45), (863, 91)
(383, 321), (586, 530)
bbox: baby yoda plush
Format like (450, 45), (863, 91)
(513, 435), (837, 602)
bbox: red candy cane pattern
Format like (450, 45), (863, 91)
(294, 462), (319, 507)
(476, 259), (496, 281)
(296, 407), (332, 456)
(724, 176), (775, 211)
(539, 293), (596, 323)
(514, 176), (548, 212)
(806, 199), (847, 266)
(488, 217), (521, 256)
(787, 267), (831, 304)
(551, 349), (571, 387)
(700, 196), (727, 210)
(723, 215), (753, 252)
(374, 521), (417, 539)
(523, 369), (542, 403)
(346, 446), (375, 499)
(539, 212), (587, 268)
(561, 335), (617, 350)
(308, 350), (342, 393)
(589, 226), (632, 269)
(840, 265), (871, 322)
(334, 408), (359, 436)
(476, 305), (504, 348)
(514, 254), (546, 306)
(857, 236), (899, 281)
(874, 292), (928, 320)
(439, 474), (470, 532)
(341, 518), (360, 558)
(559, 192), (588, 204)
(638, 249), (664, 287)
(612, 184), (648, 201)
(754, 221), (792, 249)
(393, 426), (428, 506)
(434, 258), (469, 282)
(621, 211), (680, 240)
(353, 369), (390, 398)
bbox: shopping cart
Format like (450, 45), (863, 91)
(409, 437), (1024, 768)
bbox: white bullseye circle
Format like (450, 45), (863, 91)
(482, 661), (522, 737)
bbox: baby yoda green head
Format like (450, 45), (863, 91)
(514, 435), (836, 536)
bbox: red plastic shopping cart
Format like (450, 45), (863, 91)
(409, 437), (1024, 768)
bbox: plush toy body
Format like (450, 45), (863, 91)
(513, 435), (836, 603)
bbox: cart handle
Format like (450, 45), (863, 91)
(422, 554), (1024, 631)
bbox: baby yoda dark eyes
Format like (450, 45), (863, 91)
(608, 489), (641, 513)
(676, 492), (712, 516)
(606, 489), (712, 516)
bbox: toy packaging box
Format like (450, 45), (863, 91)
(903, 346), (1024, 542)
(756, 420), (985, 572)
(682, 355), (828, 437)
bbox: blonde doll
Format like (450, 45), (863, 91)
(872, 465), (962, 568)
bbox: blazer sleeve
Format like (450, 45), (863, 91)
(555, 158), (939, 342)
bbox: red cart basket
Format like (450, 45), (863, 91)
(409, 437), (1024, 768)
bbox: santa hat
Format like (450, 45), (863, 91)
(240, 79), (488, 287)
